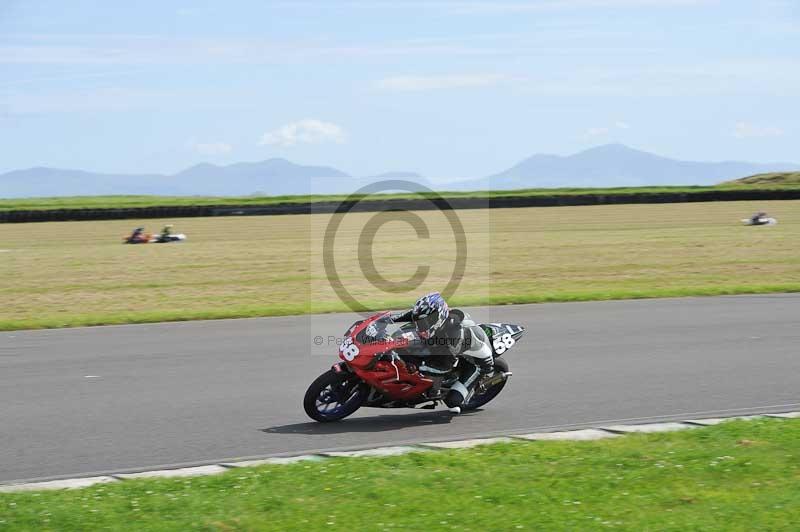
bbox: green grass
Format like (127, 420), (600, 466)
(1, 418), (798, 530)
(2, 284), (800, 332)
(725, 172), (800, 186)
(1, 200), (799, 331)
(2, 184), (799, 211)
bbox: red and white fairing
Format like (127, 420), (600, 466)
(336, 312), (434, 400)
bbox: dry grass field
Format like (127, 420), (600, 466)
(0, 200), (798, 330)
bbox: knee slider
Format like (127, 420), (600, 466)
(445, 381), (468, 408)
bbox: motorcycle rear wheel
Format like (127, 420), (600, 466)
(303, 370), (367, 422)
(462, 358), (509, 411)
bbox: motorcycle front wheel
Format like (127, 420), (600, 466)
(303, 370), (368, 422)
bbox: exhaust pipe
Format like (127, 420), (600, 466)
(485, 371), (512, 387)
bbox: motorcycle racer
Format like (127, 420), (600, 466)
(749, 211), (768, 225)
(393, 292), (494, 414)
(303, 301), (523, 422)
(127, 227), (147, 243)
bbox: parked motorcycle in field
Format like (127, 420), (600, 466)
(303, 311), (525, 422)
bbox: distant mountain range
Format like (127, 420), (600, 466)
(457, 143), (800, 189)
(2, 144), (798, 198)
(0, 159), (428, 198)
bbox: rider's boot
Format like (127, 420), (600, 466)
(444, 356), (493, 413)
(444, 380), (468, 412)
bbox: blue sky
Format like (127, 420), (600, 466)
(1, 0), (798, 180)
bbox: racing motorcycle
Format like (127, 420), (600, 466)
(741, 217), (777, 226)
(152, 233), (187, 243)
(303, 311), (525, 422)
(123, 233), (187, 244)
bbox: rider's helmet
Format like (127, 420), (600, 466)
(411, 292), (449, 339)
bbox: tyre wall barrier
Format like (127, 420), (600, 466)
(2, 189), (800, 223)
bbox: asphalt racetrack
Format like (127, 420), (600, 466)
(2, 294), (799, 483)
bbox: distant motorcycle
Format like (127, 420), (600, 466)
(152, 233), (187, 243)
(303, 311), (525, 422)
(741, 217), (777, 226)
(123, 232), (187, 244)
(123, 231), (152, 244)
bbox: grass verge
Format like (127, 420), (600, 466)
(2, 184), (800, 211)
(2, 284), (800, 332)
(1, 418), (798, 530)
(726, 172), (800, 186)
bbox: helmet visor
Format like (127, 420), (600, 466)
(414, 310), (440, 336)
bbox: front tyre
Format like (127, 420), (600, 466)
(462, 358), (510, 411)
(303, 370), (367, 422)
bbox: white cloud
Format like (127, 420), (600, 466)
(187, 140), (233, 155)
(448, 0), (714, 13)
(276, 0), (714, 13)
(733, 122), (784, 139)
(585, 121), (631, 137)
(0, 34), (503, 66)
(1, 86), (262, 114)
(259, 119), (347, 147)
(585, 127), (611, 137)
(374, 74), (506, 91)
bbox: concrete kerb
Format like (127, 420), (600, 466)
(0, 412), (796, 493)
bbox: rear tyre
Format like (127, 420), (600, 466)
(303, 370), (367, 422)
(462, 358), (509, 411)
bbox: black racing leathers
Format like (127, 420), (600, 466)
(393, 308), (494, 408)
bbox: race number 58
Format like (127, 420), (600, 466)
(492, 333), (515, 355)
(339, 337), (360, 361)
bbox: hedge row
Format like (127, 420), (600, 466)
(2, 189), (799, 223)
